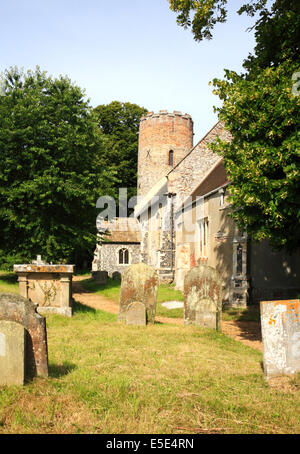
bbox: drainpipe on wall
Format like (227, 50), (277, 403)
(168, 192), (176, 283)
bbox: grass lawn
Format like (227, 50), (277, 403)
(0, 273), (299, 433)
(0, 270), (19, 294)
(0, 303), (299, 434)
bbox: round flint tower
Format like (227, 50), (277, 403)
(137, 110), (194, 197)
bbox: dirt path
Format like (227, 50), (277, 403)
(72, 277), (119, 314)
(72, 277), (262, 351)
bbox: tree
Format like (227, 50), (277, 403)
(211, 62), (300, 250)
(0, 66), (117, 267)
(169, 0), (300, 250)
(169, 0), (300, 69)
(93, 101), (148, 205)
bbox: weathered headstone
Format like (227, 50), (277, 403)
(14, 258), (74, 317)
(112, 271), (121, 281)
(260, 300), (300, 379)
(92, 271), (108, 285)
(0, 320), (25, 386)
(118, 263), (159, 324)
(0, 293), (48, 380)
(184, 265), (223, 331)
(126, 302), (146, 326)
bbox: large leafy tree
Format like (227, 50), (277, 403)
(211, 62), (300, 250)
(94, 101), (147, 204)
(0, 67), (117, 267)
(169, 0), (300, 250)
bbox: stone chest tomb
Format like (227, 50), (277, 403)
(14, 256), (74, 317)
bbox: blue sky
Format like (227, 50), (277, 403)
(1, 0), (257, 142)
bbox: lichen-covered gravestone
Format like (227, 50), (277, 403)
(0, 293), (48, 383)
(126, 302), (146, 326)
(118, 263), (159, 324)
(184, 265), (223, 331)
(260, 300), (300, 379)
(0, 320), (25, 386)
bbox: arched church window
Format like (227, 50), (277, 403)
(119, 248), (129, 265)
(168, 150), (174, 167)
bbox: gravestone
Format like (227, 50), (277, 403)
(0, 293), (48, 380)
(118, 263), (159, 324)
(126, 302), (146, 326)
(0, 320), (25, 386)
(92, 271), (108, 285)
(184, 265), (223, 331)
(260, 300), (300, 379)
(112, 271), (121, 281)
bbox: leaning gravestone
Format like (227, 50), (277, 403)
(260, 300), (300, 379)
(0, 320), (25, 386)
(184, 265), (223, 331)
(126, 302), (146, 326)
(118, 263), (159, 324)
(0, 293), (48, 383)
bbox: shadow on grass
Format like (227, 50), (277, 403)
(72, 299), (118, 322)
(222, 305), (262, 346)
(72, 300), (97, 315)
(223, 305), (261, 322)
(80, 277), (121, 293)
(0, 272), (18, 285)
(49, 362), (77, 378)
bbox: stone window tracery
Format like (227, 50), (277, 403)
(119, 248), (129, 265)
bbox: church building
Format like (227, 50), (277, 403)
(93, 110), (300, 307)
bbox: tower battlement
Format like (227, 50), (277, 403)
(140, 110), (193, 123)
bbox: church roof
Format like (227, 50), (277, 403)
(98, 218), (141, 244)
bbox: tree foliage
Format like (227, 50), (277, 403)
(169, 0), (300, 250)
(0, 67), (117, 267)
(93, 101), (147, 203)
(211, 62), (300, 250)
(169, 0), (300, 67)
(168, 0), (267, 41)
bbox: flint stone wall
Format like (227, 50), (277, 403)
(93, 244), (141, 277)
(0, 293), (48, 378)
(184, 265), (223, 331)
(118, 263), (159, 324)
(261, 300), (300, 378)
